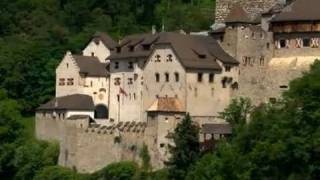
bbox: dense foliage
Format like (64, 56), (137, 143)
(166, 114), (200, 180)
(0, 89), (60, 180)
(0, 0), (215, 114)
(187, 61), (320, 180)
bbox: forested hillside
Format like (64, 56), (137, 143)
(0, 0), (215, 114)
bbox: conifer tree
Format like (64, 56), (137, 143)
(167, 113), (200, 180)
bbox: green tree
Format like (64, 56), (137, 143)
(166, 113), (200, 180)
(139, 143), (151, 171)
(92, 161), (138, 180)
(187, 61), (320, 179)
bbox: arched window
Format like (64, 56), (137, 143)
(165, 73), (169, 82)
(174, 72), (179, 82)
(155, 73), (160, 82)
(94, 104), (109, 119)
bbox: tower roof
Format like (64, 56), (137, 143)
(272, 0), (320, 22)
(147, 97), (185, 113)
(225, 4), (253, 24)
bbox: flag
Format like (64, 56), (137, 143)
(119, 87), (128, 96)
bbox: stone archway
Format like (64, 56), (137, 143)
(94, 104), (109, 119)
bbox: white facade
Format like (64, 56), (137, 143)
(83, 40), (112, 63)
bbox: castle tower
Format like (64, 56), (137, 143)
(215, 0), (288, 23)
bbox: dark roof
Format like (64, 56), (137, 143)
(72, 55), (108, 76)
(109, 33), (158, 59)
(147, 97), (185, 113)
(156, 32), (224, 70)
(110, 32), (238, 70)
(92, 32), (118, 49)
(225, 4), (253, 24)
(263, 2), (286, 16)
(202, 123), (232, 134)
(272, 0), (320, 22)
(198, 36), (239, 65)
(37, 94), (94, 111)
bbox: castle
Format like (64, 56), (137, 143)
(35, 0), (320, 173)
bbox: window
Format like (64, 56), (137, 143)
(280, 85), (288, 89)
(142, 45), (150, 50)
(91, 52), (94, 56)
(134, 73), (138, 81)
(167, 54), (173, 62)
(222, 77), (227, 88)
(90, 81), (93, 87)
(225, 65), (231, 72)
(129, 46), (134, 52)
(128, 78), (133, 85)
(174, 72), (179, 82)
(197, 73), (203, 82)
(160, 143), (165, 148)
(211, 88), (214, 96)
(303, 38), (311, 47)
(116, 47), (121, 53)
(67, 78), (74, 86)
(209, 73), (214, 83)
(280, 39), (286, 48)
(155, 54), (161, 62)
(155, 73), (160, 82)
(260, 56), (265, 66)
(165, 73), (169, 82)
(133, 93), (136, 100)
(59, 78), (65, 86)
(115, 62), (119, 69)
(266, 43), (270, 49)
(66, 63), (69, 68)
(128, 61), (133, 69)
(194, 87), (198, 97)
(114, 78), (121, 86)
(269, 97), (277, 104)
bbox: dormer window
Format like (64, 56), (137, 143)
(167, 54), (173, 62)
(129, 46), (134, 52)
(143, 45), (150, 50)
(155, 54), (161, 62)
(116, 47), (121, 53)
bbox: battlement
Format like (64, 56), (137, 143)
(84, 121), (147, 135)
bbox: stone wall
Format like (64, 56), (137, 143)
(221, 25), (274, 105)
(35, 113), (65, 141)
(36, 114), (169, 173)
